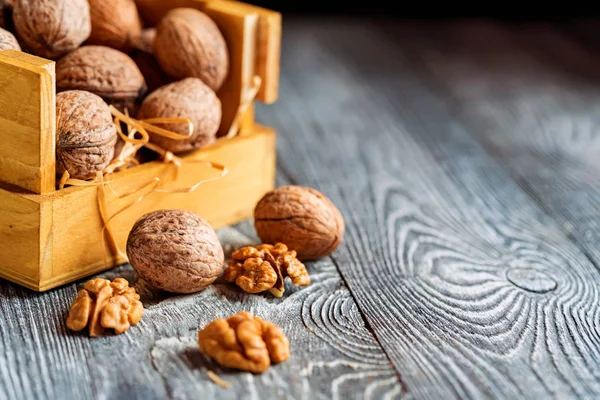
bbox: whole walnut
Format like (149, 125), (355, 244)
(0, 26), (19, 51)
(86, 0), (142, 52)
(56, 90), (117, 181)
(56, 45), (147, 114)
(137, 78), (221, 153)
(154, 8), (229, 92)
(254, 186), (345, 260)
(126, 209), (224, 294)
(12, 0), (91, 59)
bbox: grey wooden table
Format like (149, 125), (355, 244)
(3, 17), (600, 400)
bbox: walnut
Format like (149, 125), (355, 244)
(12, 0), (91, 59)
(137, 78), (221, 153)
(86, 0), (142, 52)
(126, 209), (225, 294)
(154, 8), (229, 92)
(197, 311), (290, 374)
(0, 26), (19, 51)
(66, 277), (144, 337)
(55, 45), (147, 114)
(223, 243), (310, 297)
(254, 186), (345, 260)
(56, 90), (117, 181)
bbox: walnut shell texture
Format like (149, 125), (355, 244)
(154, 8), (229, 92)
(86, 0), (142, 52)
(56, 90), (117, 181)
(254, 186), (345, 260)
(0, 26), (19, 50)
(12, 0), (91, 59)
(126, 209), (224, 293)
(137, 77), (221, 153)
(56, 45), (147, 114)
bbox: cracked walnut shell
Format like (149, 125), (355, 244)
(66, 277), (144, 337)
(13, 0), (91, 59)
(86, 0), (142, 52)
(56, 90), (117, 181)
(56, 45), (147, 114)
(137, 78), (221, 153)
(254, 186), (345, 260)
(0, 27), (19, 51)
(198, 311), (290, 374)
(223, 243), (310, 297)
(126, 209), (224, 294)
(154, 8), (229, 92)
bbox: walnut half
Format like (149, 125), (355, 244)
(66, 277), (144, 337)
(198, 311), (290, 374)
(223, 243), (310, 297)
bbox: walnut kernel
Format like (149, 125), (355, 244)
(56, 90), (117, 181)
(137, 78), (221, 153)
(223, 243), (310, 297)
(86, 0), (142, 52)
(198, 311), (290, 374)
(0, 26), (19, 51)
(12, 0), (91, 59)
(154, 8), (229, 92)
(66, 277), (144, 337)
(56, 45), (147, 114)
(126, 209), (224, 294)
(254, 186), (345, 260)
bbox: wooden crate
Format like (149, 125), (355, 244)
(0, 1), (281, 291)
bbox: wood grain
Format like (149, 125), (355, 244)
(254, 19), (600, 398)
(0, 220), (402, 399)
(203, 1), (258, 137)
(4, 18), (600, 400)
(0, 50), (55, 194)
(396, 22), (600, 268)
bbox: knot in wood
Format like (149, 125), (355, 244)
(506, 268), (557, 294)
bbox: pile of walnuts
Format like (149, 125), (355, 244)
(15, 0), (349, 380)
(66, 184), (345, 375)
(1, 0), (229, 183)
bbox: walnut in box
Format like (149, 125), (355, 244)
(0, 0), (281, 291)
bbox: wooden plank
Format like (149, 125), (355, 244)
(226, 1), (281, 103)
(0, 184), (42, 289)
(394, 23), (600, 381)
(254, 19), (600, 398)
(203, 1), (258, 137)
(0, 222), (402, 399)
(0, 50), (55, 194)
(0, 282), (99, 400)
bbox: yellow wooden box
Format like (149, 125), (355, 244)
(0, 0), (281, 291)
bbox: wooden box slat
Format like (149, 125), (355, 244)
(0, 51), (55, 194)
(0, 124), (276, 292)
